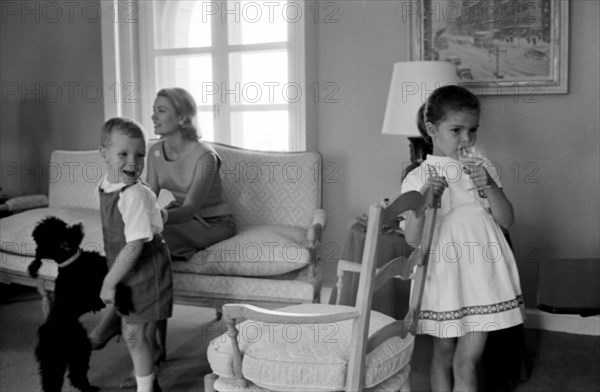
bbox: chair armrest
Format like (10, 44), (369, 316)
(337, 259), (361, 274)
(306, 209), (327, 246)
(223, 303), (359, 325)
(2, 194), (48, 212)
(334, 259), (361, 305)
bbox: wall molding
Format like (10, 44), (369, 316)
(525, 308), (600, 336)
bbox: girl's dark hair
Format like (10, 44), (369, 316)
(100, 117), (145, 147)
(156, 87), (200, 140)
(416, 103), (432, 147)
(424, 84), (480, 126)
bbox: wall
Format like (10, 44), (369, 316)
(0, 0), (104, 196)
(315, 0), (600, 308)
(1, 0), (598, 310)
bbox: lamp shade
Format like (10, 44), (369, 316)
(382, 61), (458, 136)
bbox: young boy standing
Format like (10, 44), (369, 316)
(98, 118), (173, 392)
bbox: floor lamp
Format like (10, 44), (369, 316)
(381, 61), (458, 178)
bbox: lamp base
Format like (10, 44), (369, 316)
(401, 137), (433, 181)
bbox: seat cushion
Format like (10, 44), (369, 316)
(207, 304), (414, 392)
(174, 225), (310, 277)
(0, 207), (103, 278)
(173, 268), (320, 303)
(213, 363), (411, 392)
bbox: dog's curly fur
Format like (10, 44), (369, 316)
(29, 216), (107, 392)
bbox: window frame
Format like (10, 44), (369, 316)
(101, 0), (306, 151)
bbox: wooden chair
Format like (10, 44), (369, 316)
(204, 190), (438, 392)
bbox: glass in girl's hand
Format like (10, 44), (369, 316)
(458, 142), (490, 192)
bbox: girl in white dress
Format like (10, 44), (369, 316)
(402, 85), (523, 391)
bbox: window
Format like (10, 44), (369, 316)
(102, 0), (306, 151)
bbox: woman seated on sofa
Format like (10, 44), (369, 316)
(91, 87), (236, 384)
(148, 86), (236, 258)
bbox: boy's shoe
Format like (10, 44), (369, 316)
(118, 373), (136, 389)
(72, 382), (100, 392)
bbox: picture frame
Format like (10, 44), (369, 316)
(408, 0), (569, 95)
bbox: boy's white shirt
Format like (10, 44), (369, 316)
(99, 175), (163, 243)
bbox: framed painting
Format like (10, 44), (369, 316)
(408, 0), (569, 95)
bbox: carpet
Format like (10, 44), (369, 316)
(1, 285), (221, 391)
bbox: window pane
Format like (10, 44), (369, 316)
(229, 51), (289, 105)
(155, 55), (213, 105)
(197, 111), (214, 141)
(231, 111), (289, 151)
(228, 1), (288, 45)
(153, 1), (211, 49)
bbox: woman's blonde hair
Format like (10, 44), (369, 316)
(156, 87), (200, 139)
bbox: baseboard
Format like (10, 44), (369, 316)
(525, 308), (600, 336)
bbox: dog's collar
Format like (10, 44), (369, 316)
(58, 250), (82, 269)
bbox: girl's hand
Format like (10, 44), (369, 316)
(100, 283), (116, 305)
(463, 162), (494, 189)
(423, 172), (448, 199)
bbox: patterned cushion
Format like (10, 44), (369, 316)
(213, 365), (411, 392)
(172, 268), (319, 303)
(0, 207), (103, 278)
(213, 144), (321, 228)
(207, 304), (414, 392)
(174, 225), (310, 276)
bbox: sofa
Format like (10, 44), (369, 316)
(0, 142), (326, 314)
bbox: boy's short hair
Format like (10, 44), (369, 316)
(100, 117), (145, 147)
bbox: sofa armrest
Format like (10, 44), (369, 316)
(0, 194), (48, 212)
(306, 209), (326, 278)
(306, 209), (327, 246)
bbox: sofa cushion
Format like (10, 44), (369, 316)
(172, 268), (319, 303)
(173, 225), (310, 277)
(0, 207), (104, 277)
(207, 304), (414, 392)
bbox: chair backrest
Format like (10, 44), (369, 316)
(342, 189), (437, 391)
(210, 142), (322, 228)
(47, 144), (322, 229)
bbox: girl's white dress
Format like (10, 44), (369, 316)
(403, 155), (524, 338)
